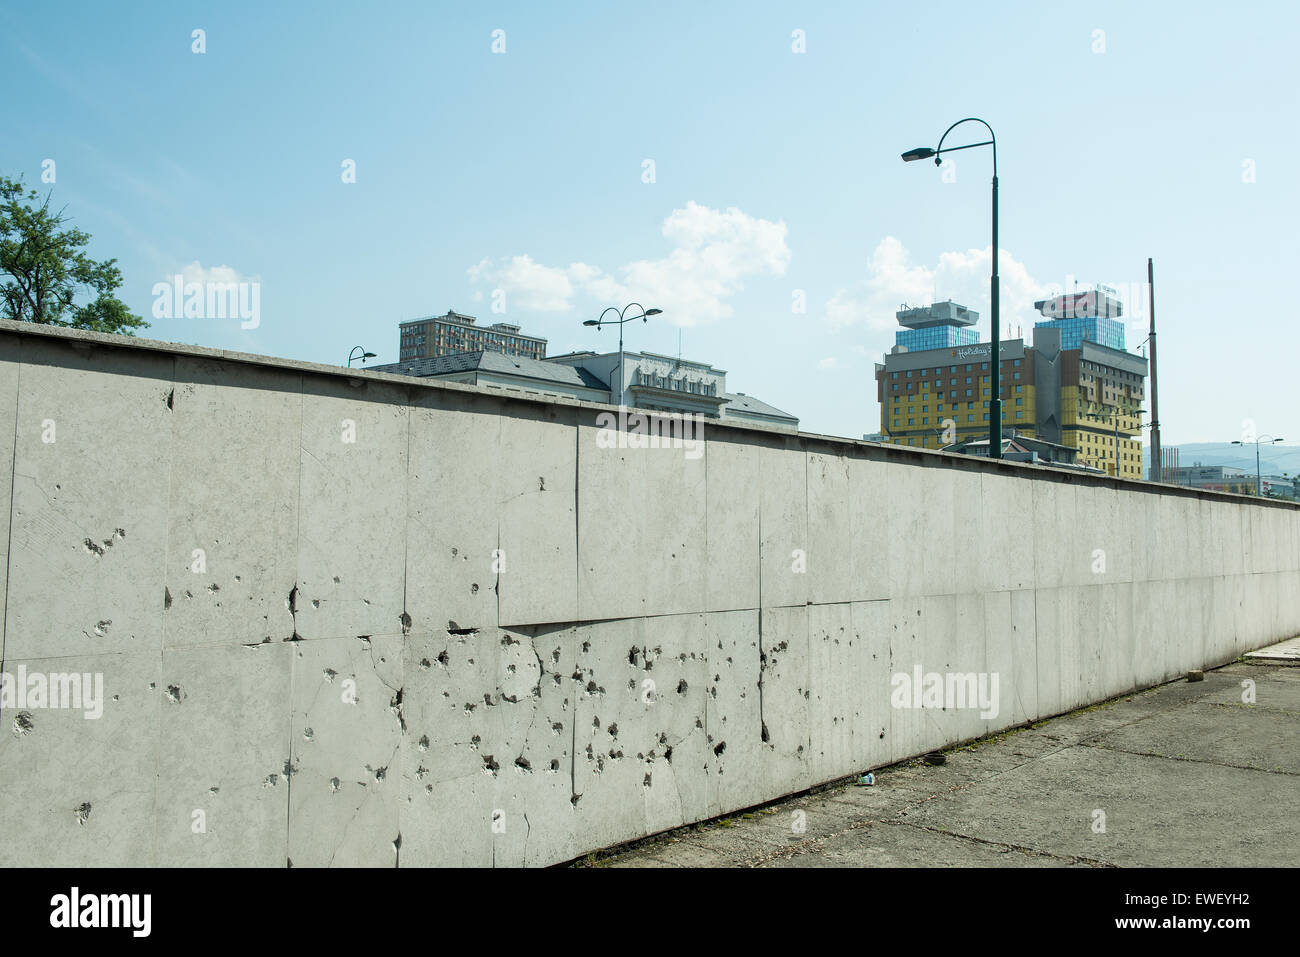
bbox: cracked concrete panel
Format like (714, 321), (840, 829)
(497, 407), (579, 628)
(805, 451), (853, 606)
(758, 442), (808, 610)
(807, 601), (868, 783)
(847, 455), (890, 602)
(155, 641), (292, 866)
(0, 336), (18, 627)
(983, 589), (1038, 730)
(703, 438), (760, 614)
(398, 624), (576, 867)
(752, 605), (811, 800)
(979, 471), (1034, 593)
(163, 357), (300, 648)
(5, 338), (172, 660)
(287, 635), (404, 866)
(575, 410), (706, 622)
(405, 393), (501, 635)
(701, 609), (760, 817)
(568, 614), (710, 854)
(884, 464), (925, 599)
(294, 379), (409, 642)
(0, 651), (159, 866)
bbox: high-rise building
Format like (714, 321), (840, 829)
(874, 296), (1148, 479)
(894, 300), (981, 352)
(397, 310), (547, 361)
(1033, 288), (1125, 351)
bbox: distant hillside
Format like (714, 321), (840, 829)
(1142, 442), (1300, 477)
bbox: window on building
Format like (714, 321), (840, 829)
(908, 418), (914, 425)
(1015, 398), (1022, 406)
(1013, 359), (1021, 367)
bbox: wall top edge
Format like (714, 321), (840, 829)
(1, 318), (1295, 510)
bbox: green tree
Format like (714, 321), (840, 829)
(0, 175), (147, 335)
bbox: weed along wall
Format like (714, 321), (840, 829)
(1, 318), (1298, 867)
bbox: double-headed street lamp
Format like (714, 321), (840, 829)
(903, 117), (1002, 458)
(583, 303), (663, 406)
(1232, 435), (1285, 496)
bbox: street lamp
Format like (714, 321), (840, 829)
(1231, 435), (1284, 496)
(583, 304), (663, 406)
(903, 118), (1001, 458)
(348, 346), (377, 367)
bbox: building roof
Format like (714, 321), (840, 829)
(369, 351), (609, 391)
(723, 392), (796, 422)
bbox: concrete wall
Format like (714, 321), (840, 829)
(1, 319), (1297, 867)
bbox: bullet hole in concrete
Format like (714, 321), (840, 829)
(482, 755), (499, 775)
(83, 538), (104, 557)
(165, 388), (174, 410)
(506, 663), (516, 674)
(552, 722), (564, 735)
(643, 773), (652, 788)
(585, 681), (604, 695)
(464, 701), (477, 713)
(400, 612), (412, 633)
(235, 575), (241, 583)
(419, 658), (431, 669)
(368, 764), (387, 781)
(677, 679), (688, 694)
(287, 585), (299, 614)
(448, 622), (477, 635)
(75, 802), (92, 826)
(164, 685), (184, 704)
(426, 784), (434, 794)
(148, 682), (156, 691)
(329, 777), (340, 793)
(596, 756), (605, 773)
(450, 547), (458, 557)
(470, 735), (481, 750)
(163, 587), (172, 610)
(303, 727), (314, 741)
(483, 692), (496, 707)
(208, 583), (220, 594)
(549, 759), (560, 772)
(710, 687), (717, 699)
(263, 774), (280, 788)
(592, 715), (601, 729)
(571, 793), (581, 806)
(311, 599), (319, 609)
(185, 591), (193, 599)
(323, 669), (337, 682)
(627, 678), (636, 690)
(664, 746), (674, 764)
(879, 730), (886, 739)
(762, 722), (770, 743)
(392, 834), (402, 855)
(695, 716), (703, 729)
(333, 576), (341, 584)
(515, 756), (532, 772)
(585, 744), (594, 760)
(551, 648), (561, 664)
(93, 620), (111, 637)
(538, 476), (546, 491)
(13, 712), (35, 736)
(796, 744), (804, 755)
(553, 674), (562, 685)
(471, 583), (479, 594)
(416, 765), (429, 779)
(628, 647), (638, 665)
(111, 695), (119, 702)
(581, 641), (590, 653)
(608, 722), (619, 738)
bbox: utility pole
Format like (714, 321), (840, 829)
(1147, 258), (1162, 482)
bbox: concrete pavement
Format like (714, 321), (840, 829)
(582, 655), (1300, 867)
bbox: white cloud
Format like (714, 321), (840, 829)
(467, 202), (790, 327)
(826, 236), (1046, 339)
(818, 357), (839, 369)
(178, 261), (256, 287)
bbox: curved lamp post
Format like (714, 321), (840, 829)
(903, 118), (1001, 458)
(1232, 435), (1285, 496)
(582, 303), (663, 406)
(348, 346), (377, 367)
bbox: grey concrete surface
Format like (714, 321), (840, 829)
(591, 661), (1300, 867)
(0, 320), (1298, 867)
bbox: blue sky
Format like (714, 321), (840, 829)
(3, 0), (1298, 449)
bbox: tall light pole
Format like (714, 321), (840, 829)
(903, 118), (1001, 458)
(583, 303), (663, 406)
(1232, 435), (1284, 496)
(348, 346), (377, 367)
